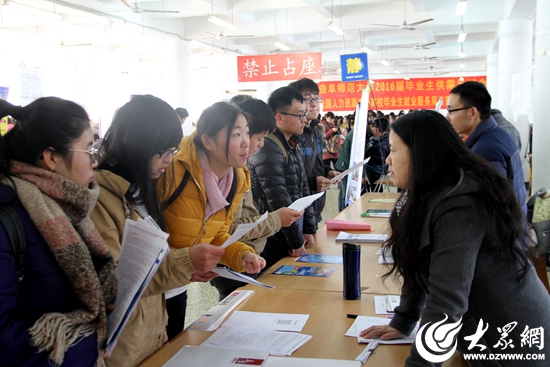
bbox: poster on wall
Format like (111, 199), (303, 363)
(19, 65), (43, 106)
(237, 52), (322, 82)
(340, 53), (369, 82)
(319, 76), (486, 112)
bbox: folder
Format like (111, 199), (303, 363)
(326, 219), (372, 231)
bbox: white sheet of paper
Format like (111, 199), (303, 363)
(374, 296), (392, 315)
(345, 316), (417, 344)
(211, 267), (274, 289)
(220, 211), (269, 248)
(201, 325), (312, 356)
(330, 157), (371, 183)
(288, 192), (325, 212)
(223, 311), (309, 332)
(378, 255), (394, 264)
(266, 356), (361, 367)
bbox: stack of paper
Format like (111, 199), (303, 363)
(374, 295), (401, 314)
(163, 345), (269, 367)
(345, 316), (418, 344)
(335, 231), (388, 243)
(200, 311), (312, 356)
(105, 217), (170, 355)
(187, 290), (254, 331)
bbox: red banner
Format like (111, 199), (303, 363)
(237, 52), (322, 82)
(319, 76), (486, 111)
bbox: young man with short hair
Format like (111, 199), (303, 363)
(248, 87), (317, 270)
(288, 78), (339, 226)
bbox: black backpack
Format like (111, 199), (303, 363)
(0, 203), (26, 280)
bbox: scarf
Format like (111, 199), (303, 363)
(198, 150), (234, 220)
(3, 161), (117, 367)
(395, 189), (409, 217)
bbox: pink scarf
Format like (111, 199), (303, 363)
(198, 150), (234, 220)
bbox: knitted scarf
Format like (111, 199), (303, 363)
(2, 161), (117, 367)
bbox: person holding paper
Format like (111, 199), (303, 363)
(359, 111), (550, 365)
(91, 95), (224, 367)
(162, 102), (266, 340)
(210, 98), (303, 301)
(248, 87), (317, 270)
(289, 78), (340, 227)
(0, 98), (117, 367)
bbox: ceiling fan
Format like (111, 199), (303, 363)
(205, 31), (254, 40)
(414, 65), (447, 71)
(120, 0), (178, 14)
(391, 42), (436, 50)
(370, 1), (433, 31)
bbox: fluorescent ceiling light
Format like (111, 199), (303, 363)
(457, 30), (467, 43)
(273, 41), (290, 51)
(403, 76), (410, 80)
(208, 15), (238, 31)
(380, 59), (390, 66)
(459, 50), (466, 58)
(5, 2), (63, 21)
(361, 45), (373, 54)
(456, 0), (468, 16)
(459, 62), (465, 69)
(459, 76), (465, 82)
(327, 22), (345, 36)
(393, 68), (401, 74)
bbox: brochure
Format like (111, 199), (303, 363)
(272, 265), (336, 277)
(295, 254), (343, 264)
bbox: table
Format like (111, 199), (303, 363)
(139, 287), (466, 367)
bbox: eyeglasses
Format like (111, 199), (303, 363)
(69, 148), (99, 164)
(279, 110), (309, 120)
(157, 147), (180, 160)
(447, 106), (473, 115)
(303, 97), (323, 104)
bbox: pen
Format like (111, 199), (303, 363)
(347, 313), (358, 319)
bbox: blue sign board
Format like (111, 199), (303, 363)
(340, 53), (369, 82)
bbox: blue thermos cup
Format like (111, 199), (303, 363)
(343, 243), (361, 300)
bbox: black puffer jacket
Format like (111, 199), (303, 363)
(298, 120), (331, 226)
(248, 128), (316, 250)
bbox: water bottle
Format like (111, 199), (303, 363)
(342, 243), (361, 300)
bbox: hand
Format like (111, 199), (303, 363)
(327, 170), (341, 184)
(359, 325), (405, 340)
(241, 252), (266, 274)
(277, 207), (304, 227)
(332, 127), (338, 132)
(289, 245), (307, 257)
(303, 234), (314, 248)
(188, 243), (224, 272)
(190, 270), (218, 283)
(316, 176), (333, 191)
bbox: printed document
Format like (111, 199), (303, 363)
(223, 311), (309, 332)
(221, 211), (269, 248)
(330, 157), (371, 183)
(345, 316), (418, 344)
(288, 192), (324, 211)
(211, 267), (274, 289)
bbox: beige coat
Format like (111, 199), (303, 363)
(91, 170), (194, 367)
(229, 190), (282, 254)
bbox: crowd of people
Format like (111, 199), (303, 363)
(0, 80), (548, 367)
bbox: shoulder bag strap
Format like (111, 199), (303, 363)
(162, 170), (190, 210)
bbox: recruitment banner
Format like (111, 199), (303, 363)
(319, 76), (486, 112)
(237, 52), (322, 82)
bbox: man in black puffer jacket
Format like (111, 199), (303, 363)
(248, 87), (317, 270)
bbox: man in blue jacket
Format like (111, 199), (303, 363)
(446, 81), (526, 214)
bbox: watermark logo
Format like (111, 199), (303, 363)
(415, 314), (463, 363)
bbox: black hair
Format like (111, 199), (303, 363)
(193, 102), (248, 212)
(383, 110), (531, 291)
(373, 116), (389, 133)
(450, 81), (492, 120)
(324, 111), (335, 119)
(267, 86), (304, 114)
(1, 97), (90, 173)
(175, 107), (189, 119)
(239, 99), (276, 136)
(288, 78), (320, 95)
(98, 95), (182, 230)
(229, 95), (253, 107)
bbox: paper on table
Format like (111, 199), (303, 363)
(186, 290), (254, 332)
(211, 267), (274, 289)
(378, 255), (394, 264)
(374, 296), (392, 315)
(288, 192), (325, 212)
(345, 316), (417, 344)
(162, 346), (269, 367)
(106, 218), (169, 354)
(201, 325), (312, 356)
(330, 157), (371, 183)
(220, 211), (269, 248)
(266, 356), (361, 367)
(223, 311), (309, 332)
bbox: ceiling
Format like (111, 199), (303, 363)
(0, 0), (538, 80)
